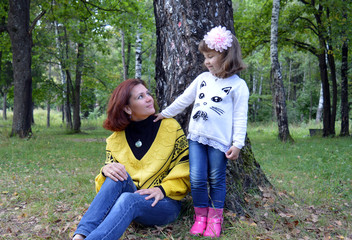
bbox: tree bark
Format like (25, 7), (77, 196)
(73, 40), (84, 133)
(340, 2), (349, 136)
(154, 0), (271, 214)
(316, 84), (323, 123)
(8, 0), (32, 138)
(120, 29), (127, 81)
(135, 24), (143, 79)
(270, 0), (293, 142)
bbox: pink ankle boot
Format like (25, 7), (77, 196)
(189, 207), (208, 236)
(203, 208), (223, 238)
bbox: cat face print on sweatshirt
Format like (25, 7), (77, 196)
(192, 80), (232, 121)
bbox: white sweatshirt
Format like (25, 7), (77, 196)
(161, 72), (249, 153)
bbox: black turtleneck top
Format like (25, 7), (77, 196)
(125, 115), (162, 160)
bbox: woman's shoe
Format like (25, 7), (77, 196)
(189, 207), (208, 236)
(203, 208), (223, 238)
(72, 234), (85, 240)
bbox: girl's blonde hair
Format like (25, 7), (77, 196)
(198, 35), (246, 79)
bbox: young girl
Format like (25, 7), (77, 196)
(154, 26), (249, 238)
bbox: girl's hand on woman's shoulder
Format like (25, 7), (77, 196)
(153, 113), (165, 122)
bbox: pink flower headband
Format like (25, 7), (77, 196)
(203, 26), (233, 52)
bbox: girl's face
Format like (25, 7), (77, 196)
(124, 84), (155, 121)
(203, 50), (222, 75)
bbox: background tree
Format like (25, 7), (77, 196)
(154, 0), (271, 214)
(8, 0), (33, 137)
(270, 0), (293, 142)
(340, 0), (349, 136)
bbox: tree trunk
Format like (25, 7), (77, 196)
(270, 0), (293, 142)
(314, 5), (334, 136)
(120, 29), (127, 81)
(3, 91), (7, 120)
(340, 5), (349, 136)
(318, 51), (332, 136)
(54, 21), (67, 124)
(316, 84), (323, 123)
(63, 26), (73, 129)
(326, 8), (337, 135)
(65, 69), (73, 129)
(73, 39), (84, 133)
(135, 24), (143, 79)
(8, 0), (32, 138)
(154, 0), (271, 214)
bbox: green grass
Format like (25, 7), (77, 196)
(0, 110), (351, 239)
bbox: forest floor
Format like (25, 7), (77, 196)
(0, 113), (351, 239)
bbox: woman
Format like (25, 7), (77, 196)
(73, 79), (190, 240)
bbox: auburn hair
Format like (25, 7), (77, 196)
(103, 79), (146, 132)
(198, 35), (247, 78)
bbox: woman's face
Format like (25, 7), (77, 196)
(124, 84), (155, 121)
(203, 50), (222, 75)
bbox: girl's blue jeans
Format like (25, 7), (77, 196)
(189, 140), (228, 209)
(74, 176), (181, 240)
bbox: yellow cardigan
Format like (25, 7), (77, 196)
(95, 118), (191, 201)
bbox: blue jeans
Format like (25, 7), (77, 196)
(189, 140), (227, 209)
(74, 176), (181, 240)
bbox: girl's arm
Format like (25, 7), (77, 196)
(156, 77), (199, 119)
(231, 80), (250, 150)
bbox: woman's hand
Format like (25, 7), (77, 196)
(102, 162), (128, 182)
(153, 113), (165, 122)
(135, 187), (165, 207)
(225, 146), (241, 161)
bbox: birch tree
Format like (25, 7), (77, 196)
(154, 0), (271, 214)
(270, 0), (293, 142)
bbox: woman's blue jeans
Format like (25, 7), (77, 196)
(189, 140), (228, 209)
(74, 176), (181, 240)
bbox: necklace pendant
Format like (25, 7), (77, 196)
(135, 140), (142, 148)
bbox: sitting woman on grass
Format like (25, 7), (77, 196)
(72, 78), (190, 240)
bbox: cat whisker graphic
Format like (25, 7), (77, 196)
(210, 106), (224, 115)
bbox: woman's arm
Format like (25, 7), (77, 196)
(158, 126), (191, 200)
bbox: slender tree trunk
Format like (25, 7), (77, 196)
(73, 38), (84, 133)
(120, 29), (127, 81)
(270, 0), (293, 142)
(326, 8), (337, 135)
(8, 0), (32, 138)
(3, 91), (7, 120)
(63, 26), (72, 129)
(154, 0), (271, 214)
(54, 21), (67, 124)
(135, 24), (143, 79)
(252, 72), (256, 121)
(316, 84), (323, 123)
(65, 69), (73, 129)
(340, 2), (349, 136)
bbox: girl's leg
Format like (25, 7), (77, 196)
(188, 140), (209, 208)
(188, 140), (209, 235)
(85, 193), (181, 240)
(74, 176), (136, 238)
(203, 147), (227, 238)
(207, 146), (227, 209)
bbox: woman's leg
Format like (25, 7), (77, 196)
(85, 193), (181, 240)
(207, 146), (227, 209)
(74, 176), (136, 238)
(188, 140), (209, 208)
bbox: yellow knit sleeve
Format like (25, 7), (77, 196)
(95, 133), (118, 193)
(160, 121), (191, 200)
